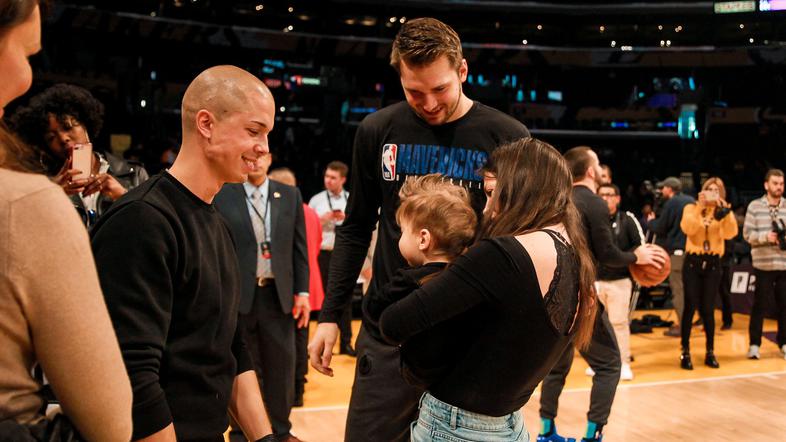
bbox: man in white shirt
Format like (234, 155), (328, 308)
(308, 161), (355, 355)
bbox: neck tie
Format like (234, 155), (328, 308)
(250, 190), (272, 278)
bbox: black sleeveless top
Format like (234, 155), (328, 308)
(379, 232), (579, 416)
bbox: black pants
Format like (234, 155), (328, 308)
(681, 254), (722, 352)
(294, 319), (309, 394)
(719, 263), (734, 326)
(317, 250), (353, 347)
(345, 326), (424, 442)
(749, 269), (786, 347)
(240, 284), (295, 437)
(540, 307), (621, 426)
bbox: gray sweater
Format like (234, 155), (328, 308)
(743, 195), (786, 271)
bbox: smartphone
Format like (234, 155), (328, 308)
(704, 191), (719, 203)
(71, 143), (93, 181)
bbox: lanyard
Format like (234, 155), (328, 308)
(326, 190), (348, 211)
(701, 208), (713, 252)
(246, 191), (271, 241)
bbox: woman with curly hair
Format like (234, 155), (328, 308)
(11, 83), (148, 224)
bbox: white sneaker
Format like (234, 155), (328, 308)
(585, 366), (595, 377)
(747, 345), (760, 360)
(620, 363), (634, 381)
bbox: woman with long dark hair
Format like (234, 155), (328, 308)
(380, 137), (597, 441)
(679, 177), (738, 369)
(0, 1), (132, 439)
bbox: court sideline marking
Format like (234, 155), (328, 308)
(292, 369), (786, 413)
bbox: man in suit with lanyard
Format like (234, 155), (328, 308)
(215, 152), (310, 442)
(308, 161), (355, 356)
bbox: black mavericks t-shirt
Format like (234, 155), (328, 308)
(319, 100), (530, 341)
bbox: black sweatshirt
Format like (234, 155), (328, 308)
(318, 100), (529, 336)
(379, 237), (577, 416)
(91, 172), (252, 441)
(598, 210), (646, 280)
(573, 185), (637, 268)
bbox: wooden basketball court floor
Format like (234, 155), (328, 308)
(288, 310), (786, 441)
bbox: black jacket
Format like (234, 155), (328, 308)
(599, 211), (646, 280)
(648, 192), (694, 253)
(572, 185), (637, 268)
(214, 179), (309, 315)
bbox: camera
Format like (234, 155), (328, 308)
(772, 219), (786, 251)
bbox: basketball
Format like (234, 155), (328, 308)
(628, 245), (671, 287)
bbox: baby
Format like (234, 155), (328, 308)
(368, 173), (477, 389)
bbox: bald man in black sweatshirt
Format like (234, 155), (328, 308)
(92, 66), (276, 442)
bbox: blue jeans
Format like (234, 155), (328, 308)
(411, 393), (528, 442)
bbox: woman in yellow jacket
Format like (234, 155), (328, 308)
(679, 177), (738, 370)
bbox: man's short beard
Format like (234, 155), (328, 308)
(414, 81), (463, 125)
(440, 83), (463, 123)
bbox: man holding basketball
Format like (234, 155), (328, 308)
(538, 146), (665, 442)
(597, 183), (646, 381)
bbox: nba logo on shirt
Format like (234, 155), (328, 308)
(382, 144), (397, 181)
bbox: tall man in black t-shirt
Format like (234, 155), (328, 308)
(307, 17), (529, 442)
(92, 66), (276, 442)
(538, 147), (665, 442)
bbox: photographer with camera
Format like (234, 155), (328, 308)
(678, 177), (738, 370)
(647, 177), (695, 336)
(743, 169), (786, 360)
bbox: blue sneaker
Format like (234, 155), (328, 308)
(537, 431), (576, 442)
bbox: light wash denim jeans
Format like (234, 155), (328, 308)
(411, 392), (528, 442)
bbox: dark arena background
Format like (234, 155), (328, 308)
(17, 0), (786, 208)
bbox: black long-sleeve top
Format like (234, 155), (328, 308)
(366, 262), (477, 389)
(598, 210), (646, 280)
(379, 236), (577, 416)
(318, 100), (529, 339)
(573, 185), (636, 268)
(91, 172), (252, 441)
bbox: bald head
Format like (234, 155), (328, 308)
(269, 167), (297, 186)
(182, 65), (272, 135)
